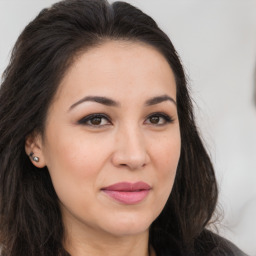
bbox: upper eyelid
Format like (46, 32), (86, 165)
(145, 112), (173, 120)
(78, 113), (111, 124)
(145, 112), (175, 125)
(146, 112), (168, 117)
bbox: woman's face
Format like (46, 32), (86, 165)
(30, 41), (181, 238)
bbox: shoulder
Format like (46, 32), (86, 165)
(151, 228), (248, 256)
(194, 229), (248, 256)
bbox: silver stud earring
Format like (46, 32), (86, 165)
(33, 156), (39, 162)
(29, 152), (39, 162)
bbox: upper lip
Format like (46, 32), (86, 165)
(102, 182), (151, 191)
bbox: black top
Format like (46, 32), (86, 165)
(194, 229), (248, 256)
(152, 228), (248, 256)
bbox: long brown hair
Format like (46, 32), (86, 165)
(0, 0), (218, 255)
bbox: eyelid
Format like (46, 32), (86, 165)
(144, 112), (174, 125)
(77, 113), (112, 126)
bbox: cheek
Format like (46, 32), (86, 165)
(150, 131), (181, 206)
(42, 128), (113, 202)
(43, 136), (112, 220)
(44, 133), (122, 220)
(44, 125), (111, 173)
(152, 129), (181, 173)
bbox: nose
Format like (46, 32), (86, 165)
(111, 125), (150, 170)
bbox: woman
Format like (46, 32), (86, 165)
(0, 0), (247, 255)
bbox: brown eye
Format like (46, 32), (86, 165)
(150, 116), (160, 124)
(78, 114), (111, 127)
(145, 113), (173, 126)
(90, 117), (102, 125)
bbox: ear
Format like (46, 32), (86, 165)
(25, 132), (46, 168)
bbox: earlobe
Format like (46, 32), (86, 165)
(29, 152), (40, 163)
(25, 132), (46, 168)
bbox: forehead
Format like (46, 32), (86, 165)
(55, 40), (176, 105)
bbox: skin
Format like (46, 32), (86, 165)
(26, 40), (181, 256)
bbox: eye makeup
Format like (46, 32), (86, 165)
(144, 112), (174, 126)
(77, 113), (112, 127)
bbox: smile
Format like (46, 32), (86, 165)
(101, 182), (151, 205)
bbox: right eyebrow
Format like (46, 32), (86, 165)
(69, 96), (120, 111)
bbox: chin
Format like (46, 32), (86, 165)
(104, 224), (151, 237)
(100, 211), (156, 237)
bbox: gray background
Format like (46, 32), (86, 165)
(0, 0), (256, 255)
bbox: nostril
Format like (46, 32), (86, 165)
(111, 135), (149, 169)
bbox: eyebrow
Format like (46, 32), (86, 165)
(69, 94), (176, 111)
(69, 96), (120, 110)
(145, 95), (176, 106)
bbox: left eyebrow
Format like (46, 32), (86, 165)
(145, 95), (177, 107)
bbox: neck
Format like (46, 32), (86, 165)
(63, 222), (151, 256)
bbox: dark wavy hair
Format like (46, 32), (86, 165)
(0, 0), (218, 255)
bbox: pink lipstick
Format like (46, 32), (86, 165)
(101, 182), (151, 204)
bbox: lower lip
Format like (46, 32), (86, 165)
(102, 190), (150, 204)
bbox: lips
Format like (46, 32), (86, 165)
(101, 182), (151, 204)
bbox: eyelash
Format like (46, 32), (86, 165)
(78, 113), (112, 126)
(77, 112), (174, 127)
(145, 112), (174, 126)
